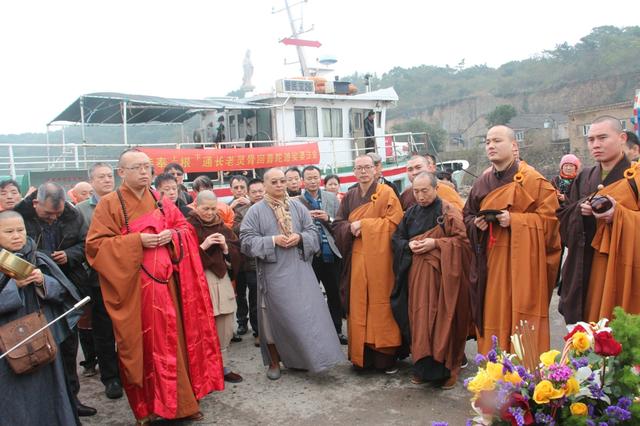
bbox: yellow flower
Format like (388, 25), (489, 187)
(570, 402), (588, 416)
(565, 377), (580, 396)
(533, 380), (564, 404)
(467, 369), (496, 394)
(572, 331), (591, 353)
(485, 361), (504, 381)
(540, 350), (561, 367)
(504, 371), (523, 385)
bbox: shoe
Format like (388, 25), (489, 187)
(441, 374), (458, 390)
(81, 365), (98, 377)
(266, 365), (281, 380)
(224, 371), (244, 383)
(384, 366), (399, 375)
(76, 401), (97, 417)
(231, 333), (243, 343)
(237, 324), (248, 335)
(105, 379), (123, 399)
(254, 336), (260, 347)
(184, 411), (204, 421)
(461, 354), (468, 369)
(410, 375), (425, 385)
(337, 333), (348, 345)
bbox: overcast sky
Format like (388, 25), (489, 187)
(1, 0), (636, 135)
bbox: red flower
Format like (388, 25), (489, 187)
(594, 331), (622, 357)
(564, 324), (588, 341)
(500, 393), (534, 425)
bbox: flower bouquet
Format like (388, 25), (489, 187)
(466, 307), (640, 425)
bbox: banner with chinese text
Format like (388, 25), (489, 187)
(140, 143), (320, 172)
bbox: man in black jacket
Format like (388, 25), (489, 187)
(14, 182), (97, 417)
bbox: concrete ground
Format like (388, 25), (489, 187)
(80, 296), (567, 426)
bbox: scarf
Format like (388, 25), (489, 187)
(303, 191), (334, 263)
(263, 193), (293, 236)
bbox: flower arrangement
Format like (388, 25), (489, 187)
(465, 308), (640, 425)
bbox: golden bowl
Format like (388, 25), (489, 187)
(0, 249), (35, 280)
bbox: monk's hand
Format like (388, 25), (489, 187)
(274, 234), (289, 248)
(473, 216), (489, 231)
(285, 233), (301, 248)
(230, 196), (250, 209)
(140, 233), (159, 248)
(592, 196), (616, 224)
(310, 210), (329, 221)
(15, 269), (44, 288)
(580, 201), (594, 216)
(156, 230), (173, 246)
(350, 220), (362, 237)
(51, 250), (68, 265)
(497, 210), (511, 228)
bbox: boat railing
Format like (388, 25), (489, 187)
(0, 131), (428, 180)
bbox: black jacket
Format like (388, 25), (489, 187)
(14, 192), (89, 293)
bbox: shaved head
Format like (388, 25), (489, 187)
(263, 168), (283, 181)
(488, 125), (516, 142)
(195, 190), (217, 205)
(591, 115), (625, 133)
(413, 171), (438, 188)
(0, 210), (24, 222)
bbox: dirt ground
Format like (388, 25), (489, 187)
(80, 296), (567, 426)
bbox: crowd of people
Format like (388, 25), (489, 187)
(0, 116), (639, 425)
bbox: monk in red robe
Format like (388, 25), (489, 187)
(333, 154), (403, 372)
(463, 126), (561, 357)
(558, 116), (640, 323)
(399, 155), (464, 211)
(86, 149), (224, 424)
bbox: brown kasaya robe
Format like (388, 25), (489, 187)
(583, 161), (640, 321)
(391, 198), (471, 381)
(557, 156), (632, 323)
(400, 183), (465, 211)
(463, 161), (561, 356)
(333, 182), (403, 368)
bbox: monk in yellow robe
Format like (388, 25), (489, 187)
(86, 149), (224, 423)
(333, 154), (403, 372)
(399, 155), (464, 211)
(558, 116), (640, 323)
(463, 126), (561, 357)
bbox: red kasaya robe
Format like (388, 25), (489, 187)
(86, 185), (224, 420)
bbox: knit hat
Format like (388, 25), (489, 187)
(560, 154), (581, 169)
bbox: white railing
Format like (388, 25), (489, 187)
(0, 132), (428, 179)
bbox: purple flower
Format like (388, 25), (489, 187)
(507, 407), (525, 426)
(502, 356), (515, 373)
(492, 335), (499, 350)
(589, 383), (605, 399)
(605, 405), (631, 422)
(571, 356), (590, 369)
(487, 349), (498, 363)
(535, 412), (555, 425)
(463, 377), (471, 388)
(586, 420), (595, 426)
(474, 353), (486, 365)
(617, 396), (632, 410)
(431, 423), (448, 426)
(547, 364), (572, 382)
(466, 421), (473, 426)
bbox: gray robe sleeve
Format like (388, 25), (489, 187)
(0, 281), (23, 314)
(240, 204), (277, 263)
(42, 274), (68, 303)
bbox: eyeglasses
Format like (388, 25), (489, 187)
(354, 165), (374, 172)
(122, 164), (152, 172)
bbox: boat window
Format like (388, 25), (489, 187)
(322, 108), (343, 137)
(375, 112), (382, 128)
(294, 107), (319, 137)
(353, 112), (362, 130)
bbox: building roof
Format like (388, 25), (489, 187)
(567, 100), (634, 115)
(50, 92), (268, 126)
(508, 113), (568, 129)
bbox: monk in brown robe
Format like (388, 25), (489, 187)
(86, 149), (224, 424)
(463, 126), (561, 357)
(400, 155), (464, 211)
(391, 172), (471, 389)
(558, 116), (640, 323)
(333, 154), (403, 372)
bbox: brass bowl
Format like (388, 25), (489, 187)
(0, 249), (35, 280)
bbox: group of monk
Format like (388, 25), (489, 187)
(1, 114), (638, 424)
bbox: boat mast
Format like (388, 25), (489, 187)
(274, 0), (312, 77)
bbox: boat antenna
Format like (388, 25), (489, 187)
(274, 0), (317, 77)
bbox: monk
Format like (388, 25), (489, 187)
(391, 172), (471, 389)
(463, 125), (561, 357)
(333, 154), (403, 372)
(558, 116), (640, 323)
(399, 155), (464, 211)
(85, 149), (224, 424)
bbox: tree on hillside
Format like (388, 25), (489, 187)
(392, 119), (447, 153)
(486, 104), (517, 127)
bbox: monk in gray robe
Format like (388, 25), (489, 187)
(240, 168), (345, 380)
